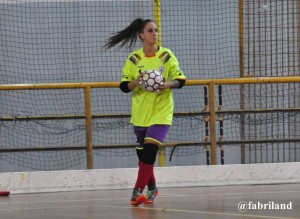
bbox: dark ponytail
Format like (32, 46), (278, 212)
(103, 18), (154, 50)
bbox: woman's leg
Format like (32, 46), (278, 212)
(144, 125), (170, 188)
(133, 126), (146, 161)
(131, 126), (148, 205)
(131, 125), (169, 205)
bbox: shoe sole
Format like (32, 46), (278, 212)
(131, 195), (147, 206)
(145, 191), (159, 204)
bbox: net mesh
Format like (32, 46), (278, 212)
(0, 0), (299, 170)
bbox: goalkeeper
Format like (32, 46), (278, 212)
(104, 18), (186, 206)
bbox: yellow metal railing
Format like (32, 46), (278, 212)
(1, 76), (300, 168)
(154, 0), (167, 166)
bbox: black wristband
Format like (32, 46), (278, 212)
(175, 79), (186, 89)
(119, 81), (131, 93)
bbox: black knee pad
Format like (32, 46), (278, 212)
(136, 146), (143, 160)
(140, 143), (159, 165)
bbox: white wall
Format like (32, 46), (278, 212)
(0, 163), (299, 194)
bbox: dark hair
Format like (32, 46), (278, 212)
(103, 18), (154, 50)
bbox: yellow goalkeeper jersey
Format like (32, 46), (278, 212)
(121, 46), (186, 127)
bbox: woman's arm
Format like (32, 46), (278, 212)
(119, 75), (143, 93)
(159, 79), (186, 90)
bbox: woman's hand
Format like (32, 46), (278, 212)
(158, 80), (180, 91)
(128, 72), (145, 91)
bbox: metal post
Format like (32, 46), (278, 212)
(154, 0), (162, 46)
(218, 85), (224, 164)
(204, 86), (210, 165)
(208, 81), (217, 165)
(239, 0), (246, 164)
(84, 86), (93, 169)
(154, 0), (166, 167)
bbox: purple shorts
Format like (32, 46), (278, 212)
(134, 125), (170, 146)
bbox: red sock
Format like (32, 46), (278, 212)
(134, 161), (153, 193)
(148, 168), (156, 186)
(138, 161), (156, 188)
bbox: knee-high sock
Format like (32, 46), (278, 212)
(138, 161), (155, 188)
(148, 168), (156, 187)
(134, 161), (153, 193)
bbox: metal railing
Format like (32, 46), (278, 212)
(1, 76), (300, 167)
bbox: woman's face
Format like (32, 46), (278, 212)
(140, 22), (158, 45)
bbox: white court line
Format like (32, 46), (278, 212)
(0, 189), (299, 206)
(0, 197), (129, 205)
(0, 202), (298, 219)
(161, 189), (300, 197)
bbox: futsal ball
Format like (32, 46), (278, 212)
(140, 70), (163, 92)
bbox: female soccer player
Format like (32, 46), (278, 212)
(104, 18), (186, 206)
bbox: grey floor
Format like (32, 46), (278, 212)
(0, 183), (299, 219)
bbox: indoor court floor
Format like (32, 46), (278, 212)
(0, 183), (299, 219)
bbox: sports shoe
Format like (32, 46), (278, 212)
(145, 187), (159, 204)
(131, 188), (146, 206)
